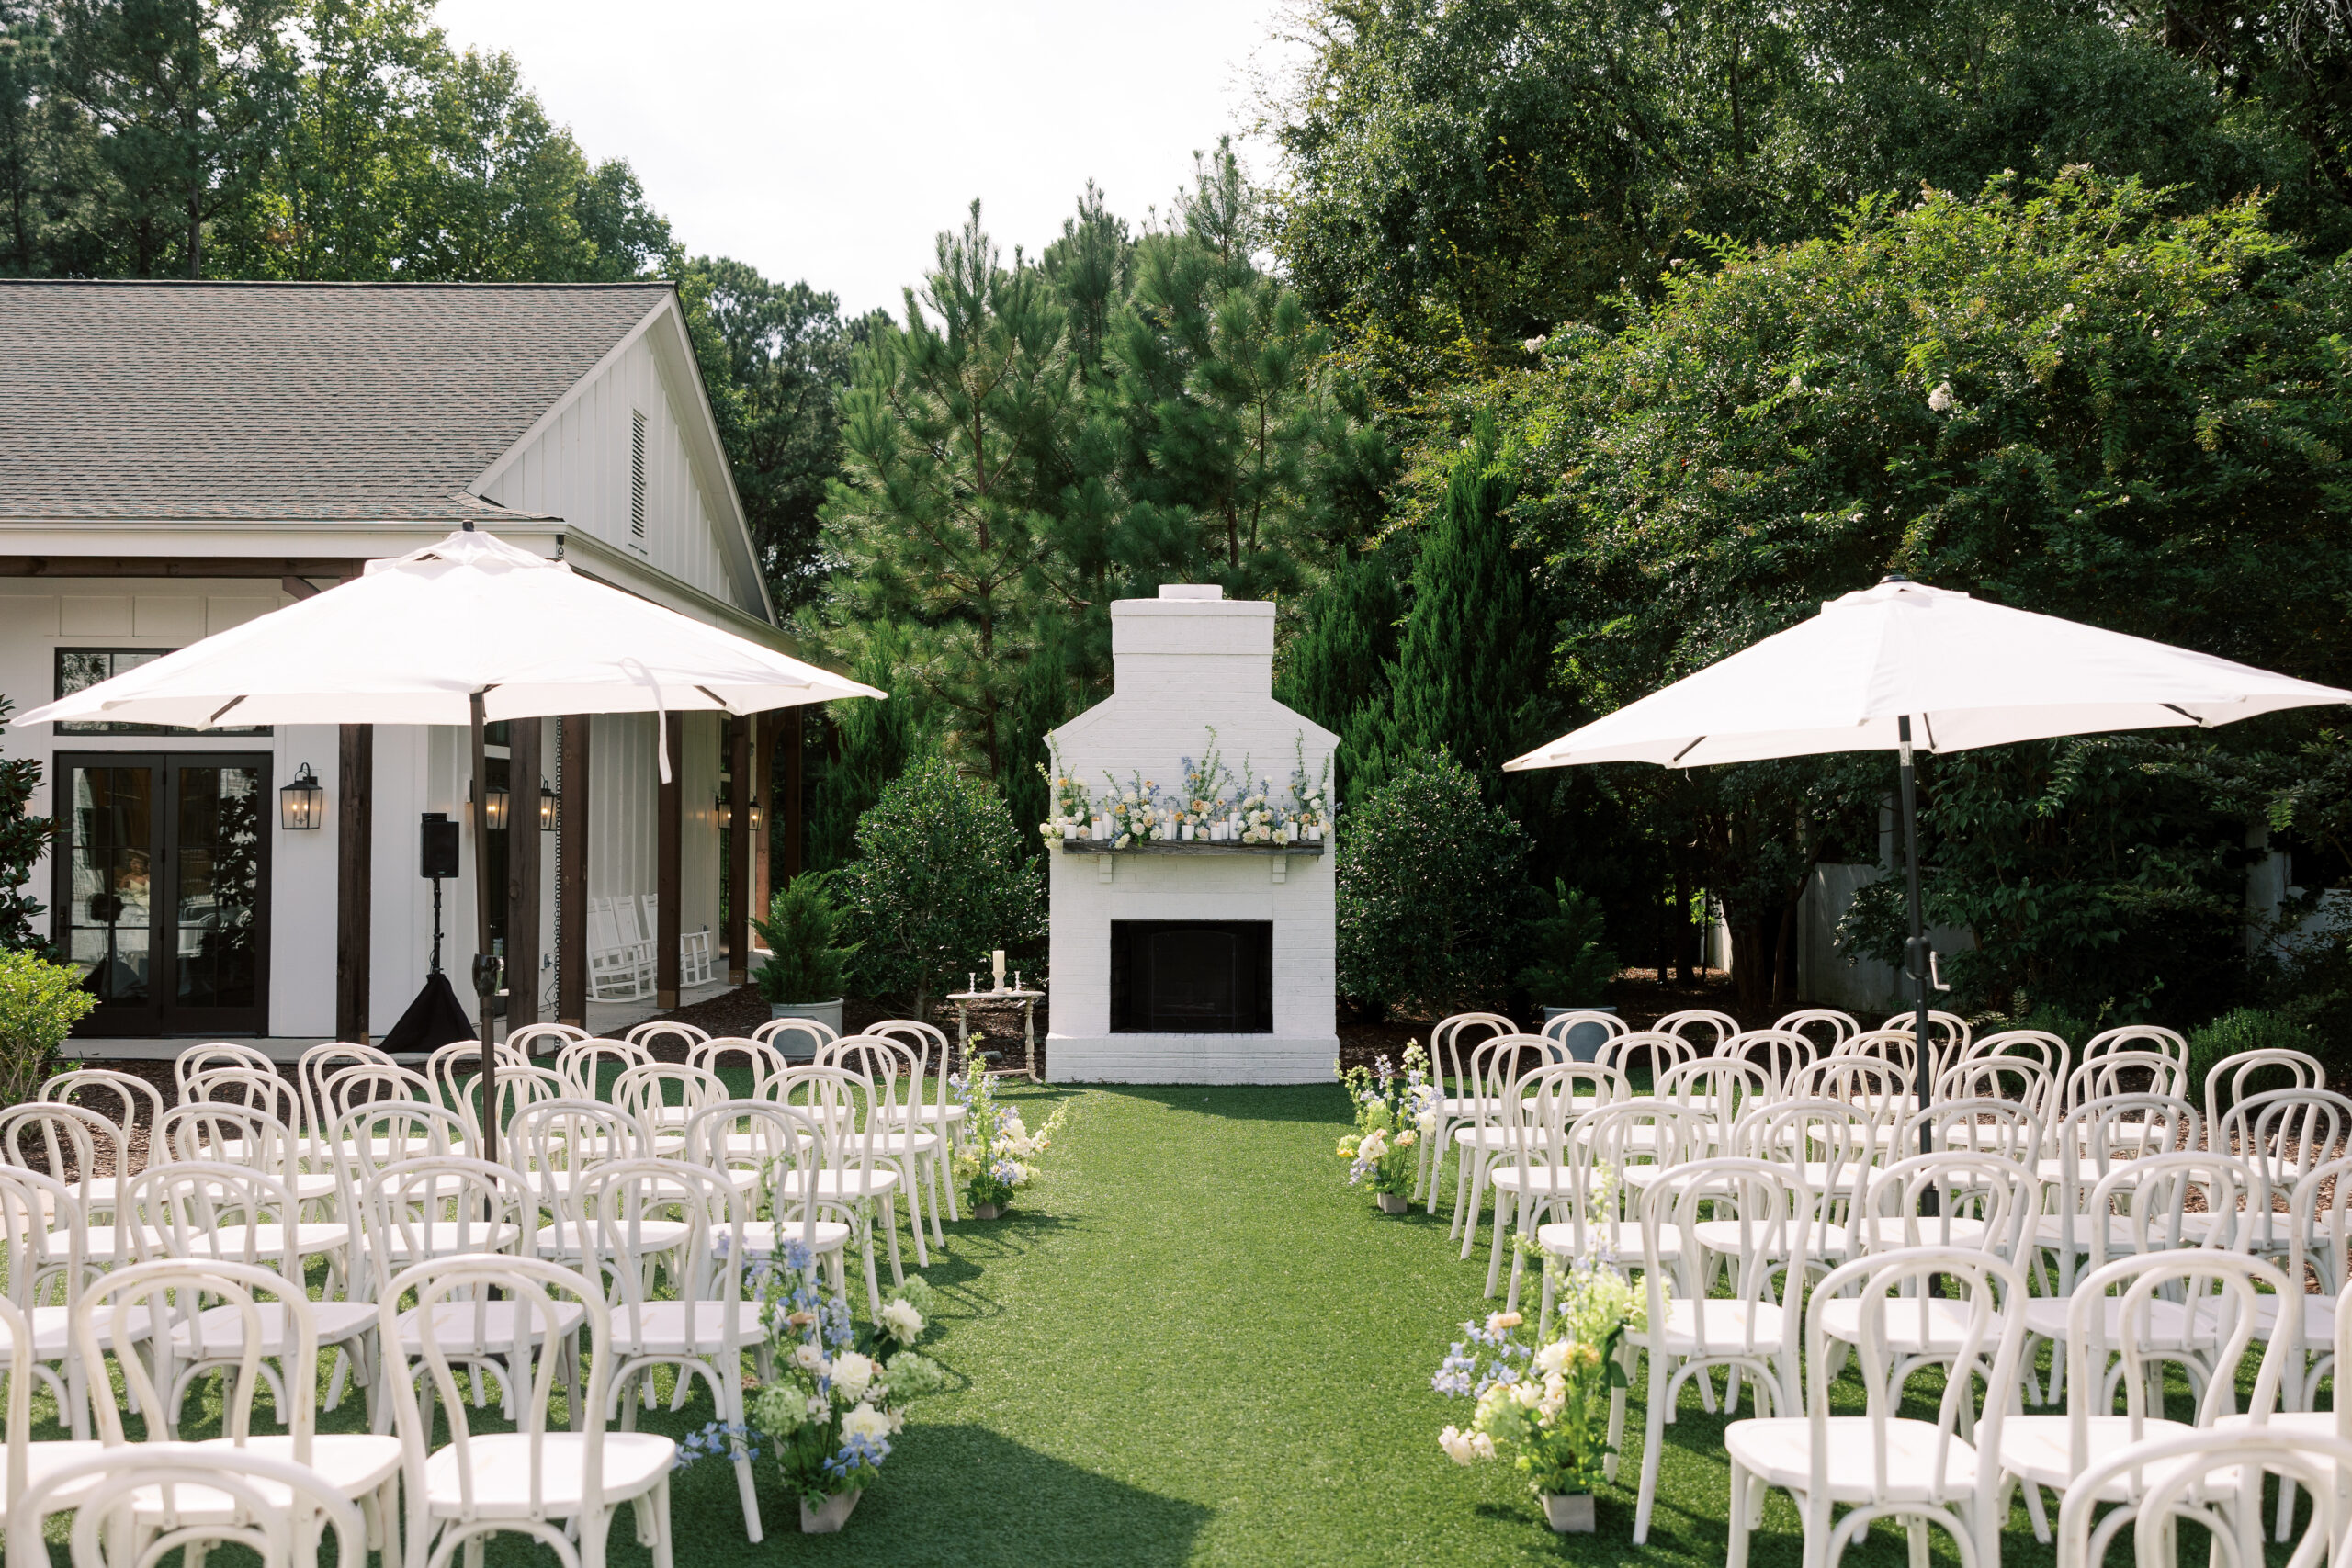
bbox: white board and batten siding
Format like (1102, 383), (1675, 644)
(475, 318), (763, 618)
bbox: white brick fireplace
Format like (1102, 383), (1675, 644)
(1045, 587), (1339, 1084)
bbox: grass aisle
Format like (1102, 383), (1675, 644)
(695, 1081), (1918, 1568)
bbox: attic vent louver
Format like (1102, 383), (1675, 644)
(629, 410), (649, 543)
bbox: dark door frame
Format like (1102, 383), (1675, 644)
(53, 750), (274, 1037)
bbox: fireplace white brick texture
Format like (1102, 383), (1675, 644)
(1045, 588), (1339, 1083)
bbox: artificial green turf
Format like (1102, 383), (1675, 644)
(642, 1082), (2051, 1568)
(82, 1080), (2301, 1566)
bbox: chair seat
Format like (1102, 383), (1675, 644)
(1635, 1299), (1788, 1356)
(866, 1130), (942, 1157)
(1533, 1221), (1679, 1263)
(533, 1220), (690, 1258)
(361, 1221), (527, 1261)
(419, 1431), (673, 1517)
(174, 1301), (377, 1360)
(391, 1298), (585, 1354)
(1690, 1218), (1849, 1259)
(609, 1301), (765, 1354)
(195, 1433), (403, 1499)
(740, 1219), (851, 1255)
(1848, 1216), (1994, 1251)
(1998, 1414), (2203, 1494)
(1487, 1165), (1576, 1196)
(0, 1304), (111, 1359)
(775, 1170), (899, 1202)
(1816, 1296), (2004, 1354)
(2018, 1294), (2199, 1348)
(195, 1223), (354, 1260)
(0, 1439), (108, 1516)
(1726, 1416), (1977, 1502)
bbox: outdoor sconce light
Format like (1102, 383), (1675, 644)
(279, 763), (324, 830)
(538, 780), (559, 831)
(748, 795), (762, 829)
(477, 778), (511, 831)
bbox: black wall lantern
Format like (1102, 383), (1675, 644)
(280, 762), (324, 829)
(476, 777), (510, 831)
(538, 781), (560, 832)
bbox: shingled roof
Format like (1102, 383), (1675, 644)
(0, 280), (673, 522)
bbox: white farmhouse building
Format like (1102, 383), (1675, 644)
(0, 280), (804, 1050)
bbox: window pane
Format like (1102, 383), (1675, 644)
(172, 765), (262, 1010)
(64, 766), (153, 1005)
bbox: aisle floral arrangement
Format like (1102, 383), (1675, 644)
(1035, 732), (1334, 848)
(1336, 1043), (1436, 1210)
(1432, 1252), (1645, 1532)
(951, 1068), (1074, 1217)
(675, 1243), (950, 1533)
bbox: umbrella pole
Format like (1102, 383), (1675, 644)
(470, 689), (500, 1165)
(1898, 716), (1933, 1157)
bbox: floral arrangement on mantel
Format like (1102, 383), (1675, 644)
(1432, 1251), (1645, 1533)
(950, 1066), (1073, 1217)
(1336, 1043), (1436, 1210)
(1036, 730), (1333, 850)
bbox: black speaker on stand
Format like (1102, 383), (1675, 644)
(381, 812), (478, 1057)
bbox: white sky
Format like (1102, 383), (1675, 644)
(432, 0), (1300, 320)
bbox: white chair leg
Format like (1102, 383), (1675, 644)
(1484, 1190), (1516, 1298)
(1726, 1460), (1754, 1568)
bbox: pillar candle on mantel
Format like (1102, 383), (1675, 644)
(992, 949), (1006, 990)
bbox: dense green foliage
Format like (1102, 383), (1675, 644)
(0, 700), (47, 953)
(1270, 0), (2331, 378)
(1517, 880), (1619, 1007)
(1492, 169), (2352, 1022)
(1336, 751), (1532, 1016)
(803, 148), (1396, 856)
(0, 946), (92, 1098)
(749, 871), (854, 1005)
(837, 755), (1043, 1020)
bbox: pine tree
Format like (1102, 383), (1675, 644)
(803, 626), (929, 874)
(818, 200), (1085, 784)
(1382, 412), (1552, 799)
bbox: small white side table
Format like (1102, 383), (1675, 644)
(946, 987), (1045, 1078)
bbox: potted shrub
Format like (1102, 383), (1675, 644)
(1517, 879), (1620, 1061)
(0, 948), (95, 1101)
(752, 872), (855, 1038)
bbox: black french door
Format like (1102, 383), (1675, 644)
(55, 753), (271, 1036)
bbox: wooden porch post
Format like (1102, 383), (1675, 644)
(504, 716), (542, 1030)
(334, 723), (373, 1043)
(750, 711), (775, 925)
(656, 712), (682, 1009)
(782, 708), (804, 880)
(557, 715), (588, 1029)
(727, 716), (751, 985)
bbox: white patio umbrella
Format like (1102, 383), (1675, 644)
(18, 525), (883, 1156)
(1505, 575), (2351, 1129)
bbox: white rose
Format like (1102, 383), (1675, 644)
(841, 1404), (891, 1443)
(791, 1344), (825, 1373)
(880, 1299), (924, 1341)
(831, 1351), (876, 1402)
(1535, 1339), (1572, 1375)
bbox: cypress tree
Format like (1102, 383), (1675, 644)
(1383, 412), (1551, 800)
(1274, 547), (1403, 807)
